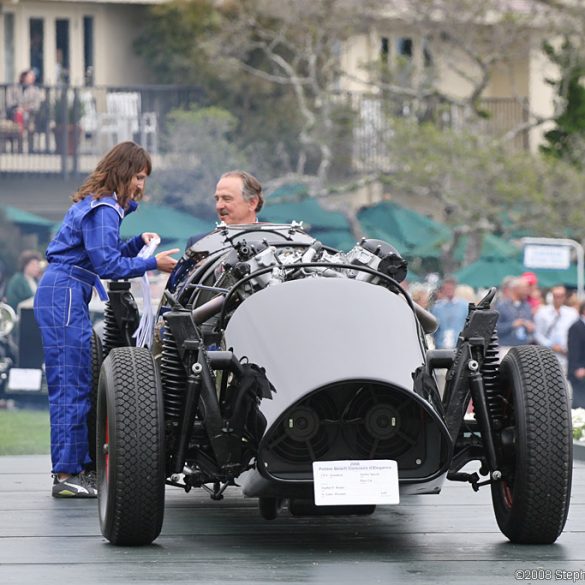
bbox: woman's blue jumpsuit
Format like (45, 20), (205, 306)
(34, 196), (158, 474)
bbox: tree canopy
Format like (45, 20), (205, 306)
(135, 0), (585, 273)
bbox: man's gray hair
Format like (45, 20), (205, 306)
(221, 170), (264, 212)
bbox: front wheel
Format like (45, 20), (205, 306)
(491, 345), (572, 543)
(97, 347), (166, 545)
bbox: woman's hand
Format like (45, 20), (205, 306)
(155, 249), (180, 273)
(142, 232), (160, 245)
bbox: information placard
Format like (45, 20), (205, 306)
(313, 459), (399, 506)
(7, 368), (43, 392)
(523, 245), (571, 269)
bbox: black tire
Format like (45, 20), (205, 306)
(97, 347), (166, 546)
(491, 345), (572, 544)
(87, 328), (102, 469)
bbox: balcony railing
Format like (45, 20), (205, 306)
(0, 84), (205, 176)
(0, 84), (529, 176)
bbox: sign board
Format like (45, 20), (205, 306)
(523, 245), (571, 270)
(313, 459), (399, 506)
(7, 368), (43, 392)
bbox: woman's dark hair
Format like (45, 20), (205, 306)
(18, 69), (32, 84)
(18, 250), (42, 272)
(72, 141), (152, 209)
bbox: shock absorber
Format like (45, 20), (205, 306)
(102, 281), (139, 356)
(482, 331), (502, 427)
(160, 328), (187, 422)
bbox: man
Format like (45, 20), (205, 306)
(495, 275), (535, 353)
(430, 276), (469, 349)
(533, 285), (578, 372)
(567, 301), (585, 409)
(186, 170), (263, 248)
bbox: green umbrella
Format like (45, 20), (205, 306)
(120, 202), (214, 249)
(262, 197), (349, 230)
(455, 256), (579, 289)
(261, 196), (355, 249)
(4, 206), (54, 228)
(454, 256), (526, 288)
(310, 228), (357, 251)
(529, 265), (579, 289)
(357, 200), (451, 257)
(411, 232), (518, 261)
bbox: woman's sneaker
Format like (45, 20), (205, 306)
(52, 472), (98, 498)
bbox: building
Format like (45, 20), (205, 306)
(0, 0), (163, 87)
(340, 0), (558, 153)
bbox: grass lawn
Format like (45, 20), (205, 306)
(0, 409), (50, 456)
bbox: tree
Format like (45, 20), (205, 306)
(136, 0), (585, 268)
(540, 38), (585, 167)
(134, 0), (220, 84)
(381, 117), (585, 272)
(202, 0), (385, 191)
(149, 106), (248, 218)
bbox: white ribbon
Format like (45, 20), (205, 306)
(133, 236), (160, 348)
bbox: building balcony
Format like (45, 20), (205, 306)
(0, 84), (205, 176)
(0, 84), (529, 176)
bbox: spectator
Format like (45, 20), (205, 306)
(410, 284), (431, 310)
(5, 250), (43, 310)
(567, 301), (585, 409)
(522, 271), (542, 315)
(430, 276), (469, 349)
(455, 284), (477, 304)
(495, 276), (535, 353)
(6, 69), (42, 136)
(533, 285), (578, 372)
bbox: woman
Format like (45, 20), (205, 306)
(5, 250), (43, 310)
(34, 141), (178, 498)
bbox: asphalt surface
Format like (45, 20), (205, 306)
(0, 452), (584, 585)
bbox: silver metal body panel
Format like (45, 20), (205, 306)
(224, 277), (425, 431)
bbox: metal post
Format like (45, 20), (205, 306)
(521, 237), (585, 300)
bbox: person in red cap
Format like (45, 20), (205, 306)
(522, 271), (542, 314)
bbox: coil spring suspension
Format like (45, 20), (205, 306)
(160, 328), (187, 422)
(482, 331), (503, 426)
(102, 301), (128, 356)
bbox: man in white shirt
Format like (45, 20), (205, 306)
(186, 170), (262, 249)
(534, 285), (578, 372)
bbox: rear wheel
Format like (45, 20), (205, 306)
(491, 345), (572, 543)
(97, 347), (166, 545)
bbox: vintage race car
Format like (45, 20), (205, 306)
(94, 223), (573, 546)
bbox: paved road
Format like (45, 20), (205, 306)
(0, 453), (584, 585)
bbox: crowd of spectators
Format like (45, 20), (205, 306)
(408, 271), (585, 409)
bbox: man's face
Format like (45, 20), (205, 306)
(442, 282), (456, 300)
(215, 176), (257, 224)
(552, 286), (566, 308)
